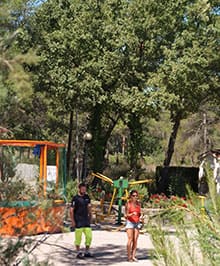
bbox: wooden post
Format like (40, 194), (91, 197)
(43, 145), (48, 197)
(39, 146), (44, 182)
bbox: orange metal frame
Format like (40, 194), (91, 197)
(0, 140), (65, 197)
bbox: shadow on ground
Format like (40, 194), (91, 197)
(39, 241), (154, 265)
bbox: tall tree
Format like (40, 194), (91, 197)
(148, 0), (220, 166)
(0, 0), (38, 133)
(22, 0), (154, 174)
(21, 0), (219, 175)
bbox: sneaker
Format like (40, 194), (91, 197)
(84, 252), (94, 258)
(76, 252), (84, 259)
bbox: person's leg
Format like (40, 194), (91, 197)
(126, 228), (134, 261)
(84, 227), (93, 257)
(75, 228), (84, 258)
(131, 228), (139, 261)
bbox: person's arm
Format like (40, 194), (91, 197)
(70, 206), (76, 227)
(70, 198), (76, 228)
(88, 203), (92, 224)
(125, 202), (128, 218)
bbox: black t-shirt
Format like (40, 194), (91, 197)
(71, 194), (91, 228)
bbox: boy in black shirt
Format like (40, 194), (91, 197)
(70, 183), (93, 259)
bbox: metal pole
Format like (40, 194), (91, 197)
(81, 132), (92, 181)
(81, 140), (87, 181)
(117, 178), (124, 225)
(62, 147), (67, 199)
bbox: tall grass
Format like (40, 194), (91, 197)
(148, 169), (220, 266)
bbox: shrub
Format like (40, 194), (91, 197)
(147, 170), (220, 266)
(65, 179), (78, 202)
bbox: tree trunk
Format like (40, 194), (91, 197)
(66, 111), (73, 178)
(203, 112), (208, 152)
(163, 112), (182, 167)
(89, 105), (108, 173)
(127, 113), (143, 174)
(74, 109), (80, 181)
(88, 104), (118, 186)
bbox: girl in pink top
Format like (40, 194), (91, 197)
(125, 190), (142, 262)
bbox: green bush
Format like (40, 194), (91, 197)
(0, 178), (36, 201)
(65, 179), (78, 202)
(147, 171), (220, 266)
(103, 162), (130, 180)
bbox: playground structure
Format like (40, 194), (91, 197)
(0, 140), (66, 236)
(92, 172), (153, 224)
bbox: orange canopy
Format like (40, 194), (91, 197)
(0, 139), (65, 148)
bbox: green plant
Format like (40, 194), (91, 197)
(0, 237), (32, 266)
(103, 160), (130, 180)
(65, 179), (78, 203)
(0, 178), (36, 201)
(148, 170), (220, 266)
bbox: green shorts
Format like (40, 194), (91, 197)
(75, 227), (92, 246)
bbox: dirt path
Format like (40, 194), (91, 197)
(25, 226), (154, 266)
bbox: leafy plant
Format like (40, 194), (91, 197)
(148, 171), (220, 266)
(65, 179), (78, 203)
(0, 237), (32, 266)
(0, 178), (36, 201)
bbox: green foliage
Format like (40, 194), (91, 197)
(65, 179), (78, 202)
(168, 175), (187, 197)
(147, 0), (220, 166)
(148, 171), (220, 266)
(0, 237), (32, 266)
(0, 0), (40, 139)
(150, 224), (181, 266)
(0, 179), (35, 201)
(5, 0), (218, 173)
(104, 159), (130, 180)
(0, 0), (39, 100)
(0, 0), (217, 263)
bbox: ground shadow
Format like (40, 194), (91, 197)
(37, 241), (154, 265)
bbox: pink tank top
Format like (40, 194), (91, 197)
(127, 202), (141, 223)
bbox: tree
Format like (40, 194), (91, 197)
(148, 0), (220, 166)
(22, 0), (154, 175)
(0, 0), (38, 133)
(20, 0), (219, 176)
